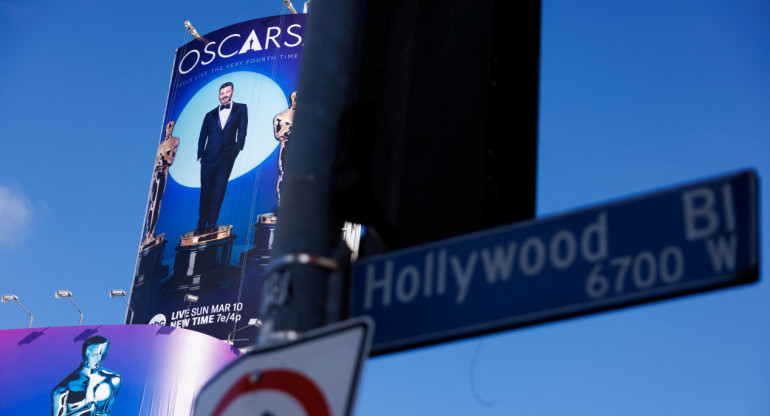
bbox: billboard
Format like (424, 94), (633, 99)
(128, 15), (306, 348)
(0, 325), (240, 415)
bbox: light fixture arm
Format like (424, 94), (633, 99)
(227, 319), (262, 343)
(227, 325), (248, 342)
(15, 300), (34, 328)
(183, 294), (199, 321)
(119, 296), (135, 325)
(68, 297), (83, 326)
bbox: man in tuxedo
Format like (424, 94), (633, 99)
(197, 82), (248, 234)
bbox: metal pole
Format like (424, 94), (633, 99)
(69, 298), (83, 326)
(119, 296), (135, 325)
(260, 0), (366, 343)
(16, 301), (34, 328)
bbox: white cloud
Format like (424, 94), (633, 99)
(0, 186), (33, 247)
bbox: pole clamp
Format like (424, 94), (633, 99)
(267, 252), (341, 273)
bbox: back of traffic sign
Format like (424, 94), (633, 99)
(194, 318), (372, 416)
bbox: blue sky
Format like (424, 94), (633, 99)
(1, 1), (769, 415)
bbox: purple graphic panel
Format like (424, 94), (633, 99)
(0, 325), (240, 415)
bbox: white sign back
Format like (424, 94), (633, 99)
(194, 318), (373, 416)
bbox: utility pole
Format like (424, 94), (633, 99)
(259, 0), (367, 342)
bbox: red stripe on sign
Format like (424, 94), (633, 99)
(211, 368), (332, 416)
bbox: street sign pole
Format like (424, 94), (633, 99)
(260, 0), (366, 342)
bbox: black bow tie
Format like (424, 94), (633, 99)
(220, 104), (231, 111)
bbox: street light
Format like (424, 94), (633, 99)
(55, 290), (83, 326)
(184, 294), (199, 319)
(227, 318), (263, 344)
(2, 294), (34, 328)
(109, 289), (134, 324)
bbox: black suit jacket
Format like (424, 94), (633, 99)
(197, 102), (248, 162)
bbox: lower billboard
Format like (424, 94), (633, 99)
(0, 325), (240, 415)
(128, 14), (306, 348)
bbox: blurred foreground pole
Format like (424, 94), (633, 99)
(259, 0), (366, 342)
(260, 0), (541, 342)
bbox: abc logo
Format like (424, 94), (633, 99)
(149, 314), (167, 326)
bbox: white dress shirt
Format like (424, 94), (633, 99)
(218, 103), (232, 128)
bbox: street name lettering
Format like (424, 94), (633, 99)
(363, 212), (608, 308)
(352, 172), (758, 355)
(362, 183), (738, 310)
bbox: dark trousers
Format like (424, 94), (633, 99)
(198, 157), (236, 230)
